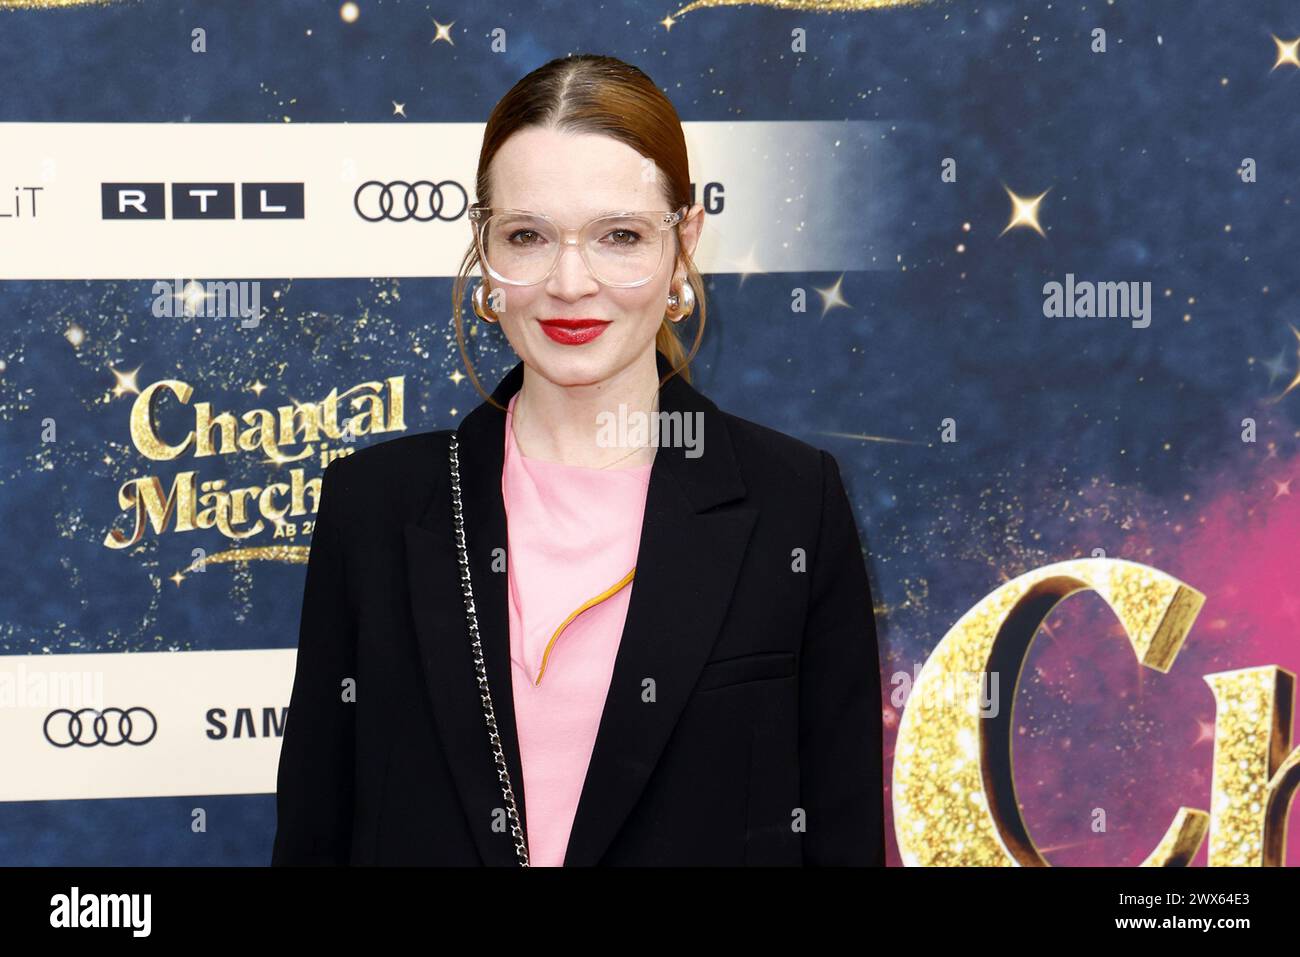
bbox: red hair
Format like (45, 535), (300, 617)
(451, 53), (706, 410)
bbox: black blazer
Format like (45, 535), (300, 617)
(272, 350), (885, 866)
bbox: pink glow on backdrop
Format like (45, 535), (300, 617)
(884, 447), (1300, 867)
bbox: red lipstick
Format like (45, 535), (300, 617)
(537, 318), (611, 345)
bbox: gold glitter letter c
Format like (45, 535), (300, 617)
(893, 558), (1207, 866)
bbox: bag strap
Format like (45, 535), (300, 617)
(448, 432), (530, 867)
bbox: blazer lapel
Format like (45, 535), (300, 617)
(404, 350), (757, 867)
(404, 358), (528, 867)
(562, 352), (757, 866)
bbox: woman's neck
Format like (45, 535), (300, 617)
(510, 351), (661, 469)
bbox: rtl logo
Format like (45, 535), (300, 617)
(101, 183), (304, 219)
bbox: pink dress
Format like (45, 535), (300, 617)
(501, 391), (654, 866)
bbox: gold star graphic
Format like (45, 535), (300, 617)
(392, 101), (407, 117)
(177, 280), (211, 316)
(449, 369), (465, 386)
(249, 379), (267, 397)
(110, 364), (142, 398)
(813, 274), (851, 317)
(1272, 34), (1300, 70)
(169, 570), (186, 587)
(1000, 185), (1050, 237)
(660, 15), (677, 30)
(432, 19), (455, 45)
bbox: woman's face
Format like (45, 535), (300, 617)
(475, 126), (704, 389)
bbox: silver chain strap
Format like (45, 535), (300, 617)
(447, 432), (530, 867)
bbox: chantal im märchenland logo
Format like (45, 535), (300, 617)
(100, 374), (405, 570)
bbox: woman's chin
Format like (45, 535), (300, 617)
(532, 358), (614, 388)
(524, 340), (624, 386)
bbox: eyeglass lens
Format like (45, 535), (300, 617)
(480, 212), (669, 285)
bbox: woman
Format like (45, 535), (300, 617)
(272, 53), (884, 867)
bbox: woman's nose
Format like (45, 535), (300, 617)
(545, 242), (602, 296)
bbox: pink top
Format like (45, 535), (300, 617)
(501, 391), (654, 866)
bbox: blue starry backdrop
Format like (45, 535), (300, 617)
(1, 0), (1298, 866)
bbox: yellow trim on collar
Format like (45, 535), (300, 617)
(534, 567), (636, 686)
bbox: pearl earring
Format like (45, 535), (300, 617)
(472, 283), (499, 323)
(666, 280), (695, 323)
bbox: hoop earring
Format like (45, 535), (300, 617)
(472, 282), (499, 324)
(666, 280), (695, 323)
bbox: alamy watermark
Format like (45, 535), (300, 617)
(151, 278), (261, 328)
(0, 664), (104, 711)
(1042, 273), (1152, 329)
(595, 405), (704, 458)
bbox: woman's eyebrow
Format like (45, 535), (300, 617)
(575, 208), (639, 216)
(532, 208), (642, 219)
(504, 207), (645, 223)
(553, 209), (634, 217)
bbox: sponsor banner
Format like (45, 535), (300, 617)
(0, 121), (884, 279)
(0, 649), (293, 801)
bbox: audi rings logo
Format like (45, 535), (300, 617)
(44, 707), (157, 748)
(354, 179), (468, 222)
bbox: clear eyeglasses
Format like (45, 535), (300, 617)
(468, 204), (687, 288)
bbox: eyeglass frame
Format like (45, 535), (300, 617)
(467, 203), (689, 288)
